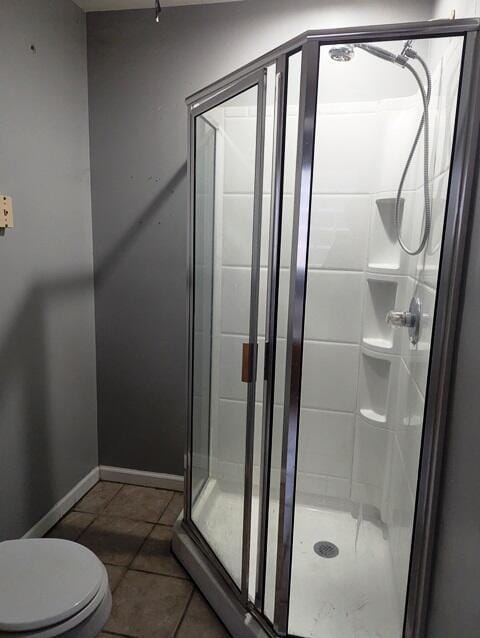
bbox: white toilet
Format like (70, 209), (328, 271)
(0, 538), (111, 637)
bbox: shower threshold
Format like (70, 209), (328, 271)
(173, 519), (269, 638)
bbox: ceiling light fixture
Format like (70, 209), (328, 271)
(155, 0), (161, 22)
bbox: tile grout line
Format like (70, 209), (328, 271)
(45, 502), (99, 541)
(124, 527), (154, 571)
(173, 585), (196, 638)
(73, 511), (176, 525)
(105, 565), (128, 594)
(73, 482), (150, 577)
(73, 481), (124, 543)
(73, 479), (123, 518)
(123, 566), (190, 583)
(159, 490), (176, 525)
(74, 506), (180, 572)
(73, 510), (98, 542)
(121, 490), (176, 570)
(74, 481), (177, 524)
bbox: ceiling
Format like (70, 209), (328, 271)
(73, 0), (243, 10)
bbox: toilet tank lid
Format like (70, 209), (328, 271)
(0, 538), (104, 631)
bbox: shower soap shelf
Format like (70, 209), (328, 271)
(367, 197), (414, 276)
(362, 337), (393, 352)
(362, 273), (412, 355)
(359, 408), (387, 425)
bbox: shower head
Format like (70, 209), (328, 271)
(328, 41), (413, 67)
(328, 44), (355, 62)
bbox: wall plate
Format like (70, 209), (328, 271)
(0, 195), (13, 229)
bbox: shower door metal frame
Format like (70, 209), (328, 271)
(272, 38), (319, 635)
(180, 18), (480, 638)
(254, 51), (288, 613)
(184, 66), (267, 606)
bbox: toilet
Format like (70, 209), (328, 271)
(0, 538), (111, 637)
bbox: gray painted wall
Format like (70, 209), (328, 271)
(426, 166), (480, 637)
(87, 0), (435, 475)
(0, 0), (97, 540)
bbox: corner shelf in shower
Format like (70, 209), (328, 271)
(359, 407), (387, 425)
(357, 349), (393, 429)
(366, 262), (404, 275)
(362, 336), (393, 353)
(357, 348), (398, 428)
(362, 272), (411, 355)
(367, 197), (415, 277)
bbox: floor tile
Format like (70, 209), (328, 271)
(131, 525), (188, 579)
(78, 515), (153, 566)
(159, 492), (183, 526)
(105, 564), (126, 592)
(177, 590), (230, 638)
(104, 485), (173, 523)
(46, 511), (95, 541)
(74, 481), (122, 515)
(105, 569), (193, 637)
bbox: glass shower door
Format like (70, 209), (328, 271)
(191, 115), (216, 502)
(188, 74), (266, 592)
(277, 35), (464, 638)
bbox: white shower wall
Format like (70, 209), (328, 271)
(210, 99), (374, 494)
(381, 36), (463, 607)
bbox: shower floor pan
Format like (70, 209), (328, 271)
(174, 478), (401, 638)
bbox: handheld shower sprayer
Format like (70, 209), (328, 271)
(328, 40), (431, 256)
(355, 43), (402, 65)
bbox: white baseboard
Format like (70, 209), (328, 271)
(99, 465), (184, 492)
(21, 464), (184, 540)
(23, 467), (100, 539)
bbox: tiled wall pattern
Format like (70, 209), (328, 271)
(380, 37), (463, 608)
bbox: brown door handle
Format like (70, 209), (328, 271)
(242, 342), (255, 383)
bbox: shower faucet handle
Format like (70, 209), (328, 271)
(386, 297), (422, 346)
(386, 310), (415, 328)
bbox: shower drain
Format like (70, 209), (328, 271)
(313, 541), (339, 559)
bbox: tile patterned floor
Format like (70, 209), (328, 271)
(45, 481), (231, 638)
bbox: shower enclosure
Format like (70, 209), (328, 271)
(173, 18), (480, 638)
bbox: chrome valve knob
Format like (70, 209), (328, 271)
(385, 297), (421, 346)
(386, 310), (415, 328)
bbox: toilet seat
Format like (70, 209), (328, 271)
(0, 539), (110, 636)
(0, 571), (111, 638)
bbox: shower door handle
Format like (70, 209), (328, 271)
(242, 343), (256, 383)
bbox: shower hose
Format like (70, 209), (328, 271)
(395, 55), (432, 256)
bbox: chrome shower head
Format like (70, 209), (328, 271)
(328, 44), (355, 62)
(328, 41), (414, 67)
